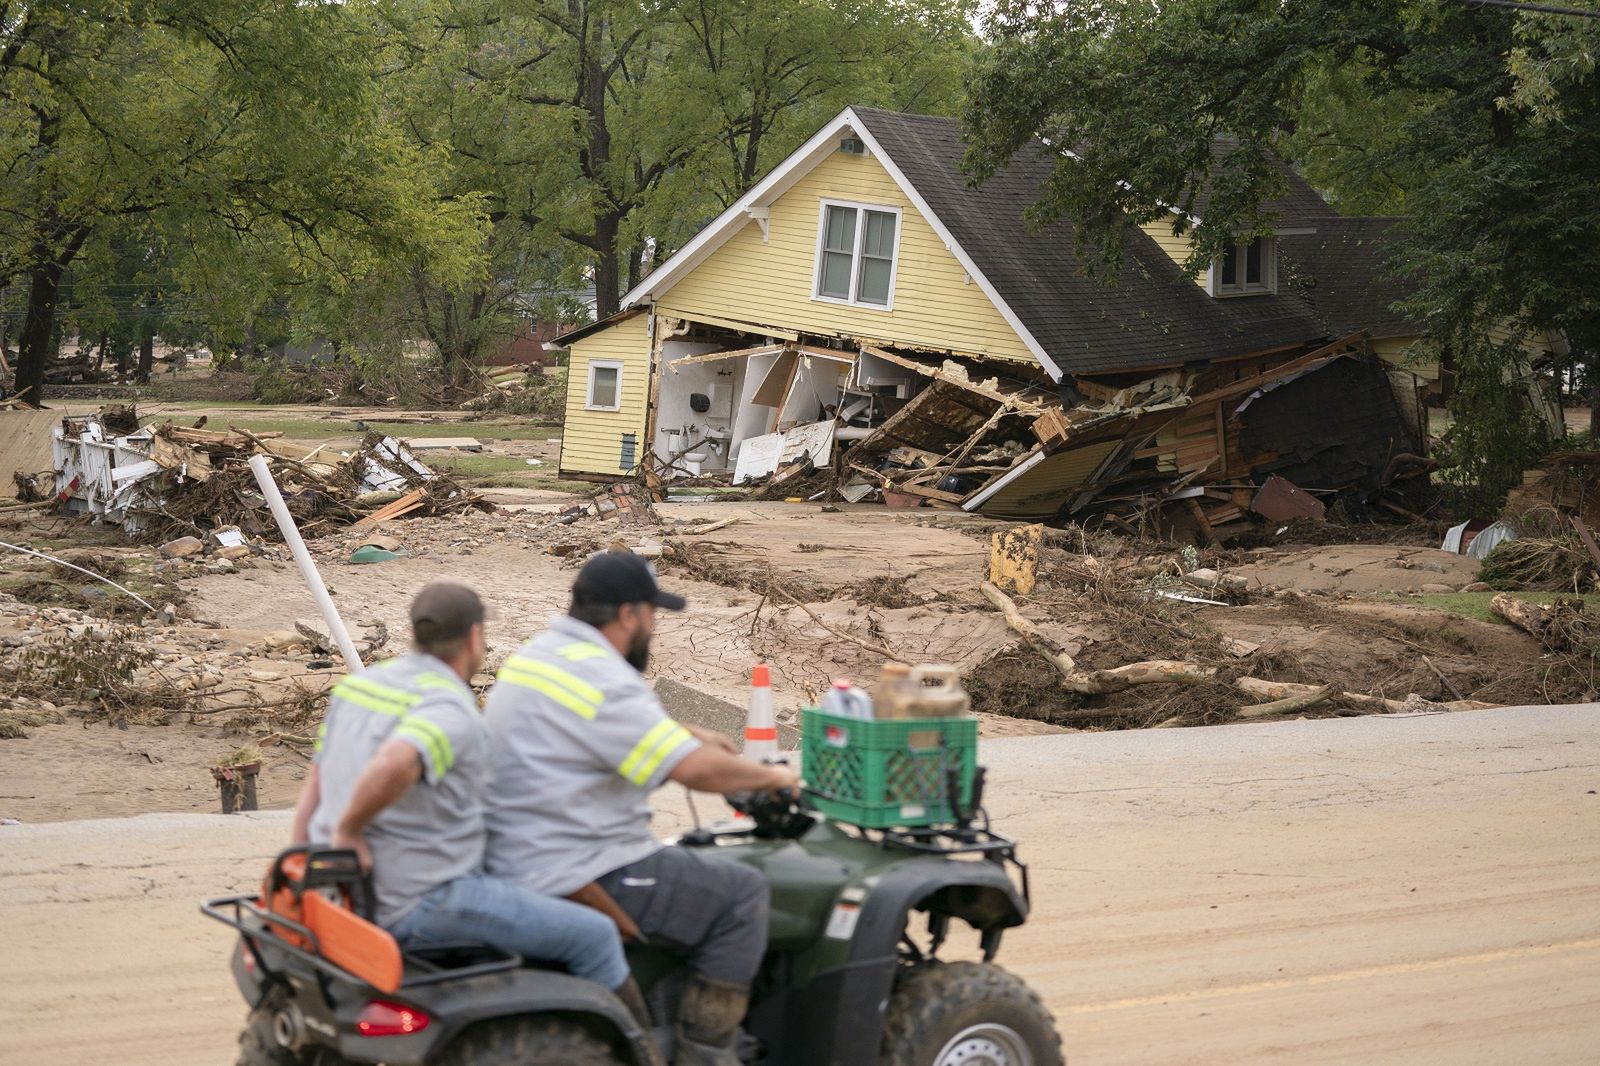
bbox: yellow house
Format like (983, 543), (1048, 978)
(557, 107), (1538, 480)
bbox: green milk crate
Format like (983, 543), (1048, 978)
(800, 708), (978, 829)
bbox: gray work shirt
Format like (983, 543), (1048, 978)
(309, 652), (486, 927)
(482, 615), (701, 896)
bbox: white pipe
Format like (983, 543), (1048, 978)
(0, 541), (154, 610)
(247, 455), (363, 673)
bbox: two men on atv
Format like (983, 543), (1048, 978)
(287, 582), (643, 1019)
(298, 556), (798, 1065)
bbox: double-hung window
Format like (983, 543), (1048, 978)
(1211, 236), (1276, 296)
(814, 201), (900, 308)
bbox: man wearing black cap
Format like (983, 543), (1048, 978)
(483, 552), (799, 1066)
(288, 582), (642, 1016)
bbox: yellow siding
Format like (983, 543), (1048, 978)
(658, 150), (1034, 364)
(1372, 335), (1439, 382)
(560, 314), (652, 477)
(1139, 220), (1202, 284)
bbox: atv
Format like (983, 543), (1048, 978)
(203, 772), (1062, 1066)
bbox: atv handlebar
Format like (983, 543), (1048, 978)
(725, 785), (816, 839)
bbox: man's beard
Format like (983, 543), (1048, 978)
(625, 630), (651, 673)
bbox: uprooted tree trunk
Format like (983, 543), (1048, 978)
(980, 581), (1497, 717)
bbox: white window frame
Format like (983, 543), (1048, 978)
(811, 198), (902, 311)
(1207, 235), (1277, 297)
(585, 359), (624, 411)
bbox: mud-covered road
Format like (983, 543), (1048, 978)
(2, 704), (1597, 1064)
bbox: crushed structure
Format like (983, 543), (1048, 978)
(46, 408), (487, 539)
(554, 106), (1560, 536)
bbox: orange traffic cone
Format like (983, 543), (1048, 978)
(743, 663), (779, 762)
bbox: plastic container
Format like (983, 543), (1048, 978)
(872, 662), (915, 719)
(820, 680), (873, 719)
(875, 662), (971, 719)
(905, 664), (970, 718)
(800, 707), (977, 829)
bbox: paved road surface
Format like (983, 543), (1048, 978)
(2, 705), (1596, 1064)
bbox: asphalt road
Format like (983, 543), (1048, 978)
(1, 704), (1596, 1064)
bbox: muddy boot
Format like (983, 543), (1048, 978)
(673, 973), (748, 1066)
(614, 975), (653, 1032)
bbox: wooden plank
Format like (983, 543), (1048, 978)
(666, 342), (786, 369)
(989, 523), (1043, 596)
(404, 437), (484, 452)
(857, 345), (1043, 413)
(351, 488), (427, 530)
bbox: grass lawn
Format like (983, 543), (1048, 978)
(197, 415), (562, 442)
(1373, 589), (1600, 624)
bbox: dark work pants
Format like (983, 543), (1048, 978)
(597, 845), (769, 985)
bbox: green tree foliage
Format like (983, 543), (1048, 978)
(0, 0), (484, 404)
(964, 0), (1600, 512)
(352, 0), (974, 381)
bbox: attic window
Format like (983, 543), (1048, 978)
(1211, 236), (1276, 296)
(814, 200), (901, 309)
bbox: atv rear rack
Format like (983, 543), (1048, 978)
(201, 894), (522, 992)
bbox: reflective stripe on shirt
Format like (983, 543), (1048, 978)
(495, 655), (602, 719)
(618, 719), (694, 786)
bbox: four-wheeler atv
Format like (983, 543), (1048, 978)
(204, 776), (1062, 1066)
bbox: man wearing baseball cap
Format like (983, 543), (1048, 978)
(483, 552), (799, 1066)
(289, 582), (644, 1020)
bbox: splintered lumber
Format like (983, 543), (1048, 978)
(351, 488), (427, 530)
(1572, 517), (1600, 574)
(682, 517), (740, 535)
(1236, 682), (1341, 719)
(989, 523), (1043, 596)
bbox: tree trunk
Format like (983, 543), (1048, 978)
(593, 210), (623, 317)
(1588, 348), (1599, 440)
(136, 330), (154, 384)
(14, 255), (70, 406)
(93, 331), (108, 373)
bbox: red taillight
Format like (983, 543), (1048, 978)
(356, 1000), (430, 1037)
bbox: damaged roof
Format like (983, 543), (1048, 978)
(850, 109), (1333, 376)
(1278, 218), (1420, 340)
(622, 105), (1419, 380)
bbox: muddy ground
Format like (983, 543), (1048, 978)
(0, 401), (1587, 822)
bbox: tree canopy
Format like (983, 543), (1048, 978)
(964, 0), (1600, 510)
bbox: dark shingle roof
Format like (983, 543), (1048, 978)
(852, 109), (1349, 375)
(1279, 218), (1420, 340)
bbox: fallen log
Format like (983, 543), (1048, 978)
(1236, 682), (1340, 719)
(980, 580), (1080, 679)
(980, 580), (1215, 693)
(1490, 592), (1552, 637)
(1072, 660), (1218, 694)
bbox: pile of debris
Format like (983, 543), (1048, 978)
(647, 332), (1432, 539)
(44, 407), (489, 540)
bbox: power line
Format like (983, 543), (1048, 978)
(1453, 0), (1600, 18)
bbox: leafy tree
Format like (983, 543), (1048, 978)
(371, 0), (974, 364)
(0, 0), (483, 405)
(964, 0), (1600, 511)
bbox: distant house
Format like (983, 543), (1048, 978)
(553, 107), (1558, 519)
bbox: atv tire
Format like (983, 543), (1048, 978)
(434, 1016), (626, 1065)
(880, 960), (1063, 1066)
(236, 986), (345, 1066)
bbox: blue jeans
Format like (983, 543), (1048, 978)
(389, 874), (629, 990)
